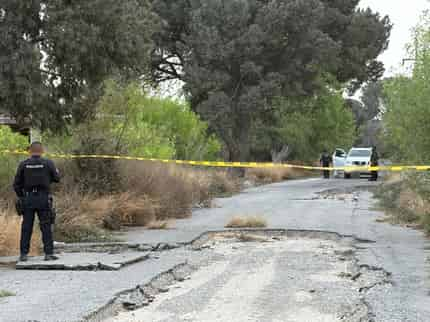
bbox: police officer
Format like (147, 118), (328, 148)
(320, 149), (333, 179)
(369, 146), (379, 182)
(13, 142), (60, 262)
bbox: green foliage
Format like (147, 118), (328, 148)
(0, 290), (15, 298)
(135, 96), (221, 161)
(383, 14), (430, 163)
(345, 80), (387, 149)
(275, 90), (356, 161)
(0, 0), (157, 130)
(0, 127), (28, 151)
(91, 81), (176, 159)
(0, 127), (28, 188)
(152, 0), (391, 160)
(44, 81), (221, 161)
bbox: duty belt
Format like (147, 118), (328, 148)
(24, 188), (48, 195)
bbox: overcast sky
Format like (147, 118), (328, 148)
(360, 0), (429, 76)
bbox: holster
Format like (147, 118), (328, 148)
(48, 195), (57, 225)
(15, 198), (24, 217)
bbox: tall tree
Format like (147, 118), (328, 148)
(251, 88), (356, 162)
(345, 81), (384, 131)
(383, 13), (430, 162)
(152, 0), (391, 161)
(345, 80), (386, 147)
(361, 81), (385, 120)
(0, 0), (157, 130)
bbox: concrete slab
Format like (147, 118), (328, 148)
(15, 251), (150, 271)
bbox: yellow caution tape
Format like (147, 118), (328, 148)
(1, 149), (429, 172)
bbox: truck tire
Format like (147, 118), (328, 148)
(344, 173), (351, 179)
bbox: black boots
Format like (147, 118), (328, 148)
(19, 254), (28, 262)
(44, 254), (59, 261)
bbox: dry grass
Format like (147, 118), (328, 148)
(383, 171), (403, 184)
(237, 233), (270, 243)
(146, 220), (172, 230)
(53, 191), (116, 243)
(0, 209), (41, 257)
(121, 162), (208, 219)
(120, 162), (239, 218)
(48, 162), (240, 242)
(0, 158), (240, 244)
(375, 173), (430, 234)
(225, 216), (268, 228)
(207, 170), (240, 196)
(246, 166), (309, 184)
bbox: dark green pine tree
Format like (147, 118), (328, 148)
(151, 0), (392, 161)
(0, 0), (157, 130)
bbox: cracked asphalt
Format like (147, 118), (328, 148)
(1, 178), (430, 322)
(107, 236), (377, 322)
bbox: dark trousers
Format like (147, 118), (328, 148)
(20, 194), (54, 255)
(370, 162), (379, 181)
(323, 166), (330, 179)
(370, 171), (378, 181)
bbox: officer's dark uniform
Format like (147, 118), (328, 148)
(320, 152), (333, 179)
(370, 148), (379, 182)
(13, 156), (60, 257)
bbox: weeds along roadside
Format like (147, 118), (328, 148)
(0, 156), (312, 254)
(49, 159), (243, 243)
(374, 172), (430, 234)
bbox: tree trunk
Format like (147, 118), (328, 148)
(226, 118), (251, 162)
(271, 145), (291, 163)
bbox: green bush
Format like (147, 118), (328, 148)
(137, 95), (221, 161)
(0, 290), (15, 298)
(383, 14), (430, 163)
(0, 127), (28, 190)
(266, 88), (356, 162)
(45, 80), (221, 161)
(42, 80), (221, 193)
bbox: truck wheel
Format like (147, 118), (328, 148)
(344, 173), (351, 179)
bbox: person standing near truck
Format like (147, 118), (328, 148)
(320, 150), (333, 179)
(369, 146), (379, 181)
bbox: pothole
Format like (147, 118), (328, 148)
(86, 230), (389, 322)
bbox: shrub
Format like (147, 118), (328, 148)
(49, 162), (239, 242)
(42, 81), (222, 194)
(0, 210), (41, 256)
(246, 166), (310, 184)
(146, 220), (171, 230)
(225, 216), (268, 228)
(375, 172), (430, 234)
(53, 190), (115, 243)
(90, 80), (221, 161)
(0, 290), (15, 298)
(207, 170), (240, 196)
(0, 127), (28, 193)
